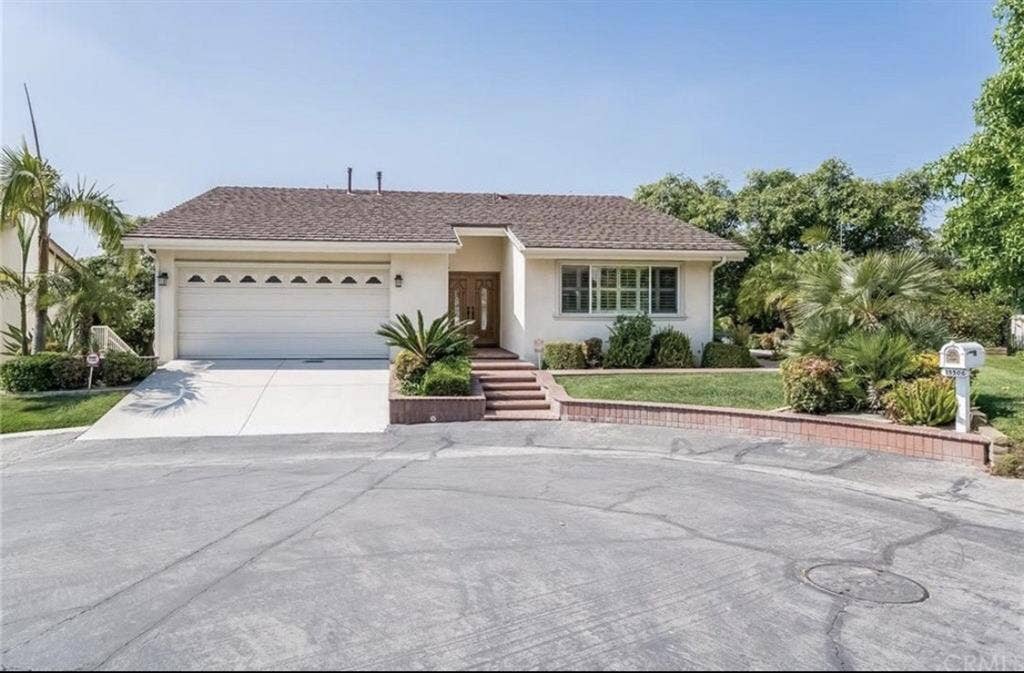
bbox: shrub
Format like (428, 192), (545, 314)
(836, 330), (915, 410)
(0, 352), (90, 392)
(419, 357), (472, 396)
(650, 328), (695, 368)
(604, 314), (653, 368)
(543, 342), (586, 370)
(938, 290), (1012, 346)
(884, 377), (957, 426)
(715, 317), (754, 348)
(51, 356), (90, 389)
(701, 342), (759, 368)
(583, 337), (603, 368)
(98, 352), (155, 386)
(394, 349), (427, 383)
(780, 356), (844, 413)
(909, 352), (940, 379)
(757, 328), (789, 353)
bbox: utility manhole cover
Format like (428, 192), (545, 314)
(803, 563), (928, 604)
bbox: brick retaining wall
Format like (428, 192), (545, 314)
(389, 372), (486, 424)
(538, 372), (990, 466)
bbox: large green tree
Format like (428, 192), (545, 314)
(0, 143), (126, 352)
(636, 159), (935, 320)
(934, 0), (1024, 306)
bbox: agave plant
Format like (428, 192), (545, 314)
(376, 311), (475, 369)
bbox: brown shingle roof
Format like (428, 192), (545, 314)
(127, 186), (744, 252)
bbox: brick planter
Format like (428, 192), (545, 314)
(537, 372), (990, 466)
(389, 371), (486, 424)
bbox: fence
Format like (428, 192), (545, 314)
(1011, 315), (1024, 354)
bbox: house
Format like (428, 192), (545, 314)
(0, 231), (79, 360)
(124, 181), (746, 363)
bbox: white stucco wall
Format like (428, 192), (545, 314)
(1, 228), (73, 360)
(449, 236), (504, 273)
(508, 258), (715, 362)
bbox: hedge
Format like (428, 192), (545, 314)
(419, 357), (472, 396)
(700, 342), (759, 369)
(0, 353), (89, 392)
(543, 342), (586, 370)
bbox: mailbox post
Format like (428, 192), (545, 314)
(939, 341), (985, 433)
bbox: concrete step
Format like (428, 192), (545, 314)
(484, 409), (560, 421)
(481, 381), (543, 391)
(486, 399), (552, 411)
(484, 389), (547, 401)
(470, 360), (537, 371)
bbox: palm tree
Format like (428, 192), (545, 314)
(0, 142), (125, 352)
(793, 250), (944, 334)
(376, 311), (475, 369)
(49, 265), (132, 352)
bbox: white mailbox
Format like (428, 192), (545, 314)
(939, 341), (986, 433)
(939, 341), (985, 372)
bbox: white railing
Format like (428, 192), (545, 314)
(90, 325), (137, 356)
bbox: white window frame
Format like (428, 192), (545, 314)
(557, 262), (684, 317)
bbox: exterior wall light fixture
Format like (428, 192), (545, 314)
(157, 272), (169, 287)
(394, 274), (403, 288)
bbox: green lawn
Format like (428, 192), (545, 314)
(0, 392), (127, 434)
(974, 354), (1024, 444)
(556, 372), (785, 410)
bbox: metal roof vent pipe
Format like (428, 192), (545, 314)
(347, 167), (353, 194)
(376, 171), (383, 195)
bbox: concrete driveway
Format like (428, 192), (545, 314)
(2, 421), (1021, 670)
(78, 359), (390, 440)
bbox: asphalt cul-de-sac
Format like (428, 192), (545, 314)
(2, 421), (1022, 670)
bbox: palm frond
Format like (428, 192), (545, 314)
(55, 179), (127, 252)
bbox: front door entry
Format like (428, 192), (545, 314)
(448, 272), (500, 347)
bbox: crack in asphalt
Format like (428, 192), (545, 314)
(90, 457), (418, 670)
(825, 599), (854, 671)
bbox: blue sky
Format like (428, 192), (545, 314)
(2, 0), (998, 256)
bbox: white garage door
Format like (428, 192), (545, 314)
(176, 264), (389, 358)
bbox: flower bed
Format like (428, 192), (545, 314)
(389, 368), (486, 424)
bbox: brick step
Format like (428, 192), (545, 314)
(484, 409), (560, 421)
(470, 360), (537, 371)
(486, 399), (552, 411)
(481, 381), (543, 391)
(484, 389), (547, 401)
(473, 371), (538, 382)
(470, 349), (519, 360)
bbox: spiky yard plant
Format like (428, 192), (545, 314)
(376, 311), (475, 372)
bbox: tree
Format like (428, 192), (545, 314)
(636, 160), (935, 320)
(735, 159), (933, 258)
(49, 265), (133, 352)
(933, 0), (1024, 307)
(0, 142), (125, 352)
(634, 174), (739, 238)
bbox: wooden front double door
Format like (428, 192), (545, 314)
(448, 272), (500, 346)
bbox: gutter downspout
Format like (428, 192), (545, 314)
(709, 256), (728, 354)
(142, 244), (159, 362)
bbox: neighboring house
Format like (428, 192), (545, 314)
(124, 185), (746, 363)
(0, 229), (78, 360)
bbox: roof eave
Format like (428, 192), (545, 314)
(519, 246), (747, 261)
(122, 236), (460, 254)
